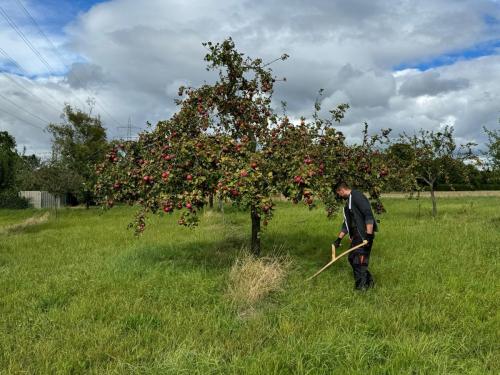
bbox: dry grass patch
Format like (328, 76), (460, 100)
(1, 212), (50, 234)
(227, 250), (291, 309)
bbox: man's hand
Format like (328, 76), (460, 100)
(366, 233), (374, 249)
(333, 237), (342, 248)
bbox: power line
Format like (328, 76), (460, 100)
(14, 0), (125, 129)
(15, 0), (62, 59)
(0, 5), (54, 73)
(0, 46), (66, 110)
(0, 106), (46, 132)
(94, 100), (124, 129)
(0, 92), (51, 124)
(0, 46), (26, 73)
(116, 116), (141, 141)
(0, 5), (87, 110)
(2, 2), (125, 134)
(0, 72), (62, 114)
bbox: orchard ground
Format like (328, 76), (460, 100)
(1, 195), (499, 374)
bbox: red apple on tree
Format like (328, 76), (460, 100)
(95, 38), (388, 256)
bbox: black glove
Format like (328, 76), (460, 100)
(333, 237), (342, 248)
(366, 233), (374, 247)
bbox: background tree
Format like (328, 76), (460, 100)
(95, 39), (389, 255)
(48, 105), (108, 207)
(0, 131), (18, 191)
(0, 131), (34, 208)
(390, 126), (478, 217)
(32, 161), (83, 208)
(483, 125), (500, 175)
(385, 143), (417, 192)
(14, 152), (41, 190)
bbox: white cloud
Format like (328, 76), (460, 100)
(399, 71), (469, 97)
(337, 55), (500, 146)
(0, 0), (499, 154)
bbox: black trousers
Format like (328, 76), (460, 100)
(348, 234), (374, 290)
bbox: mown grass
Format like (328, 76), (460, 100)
(0, 197), (499, 374)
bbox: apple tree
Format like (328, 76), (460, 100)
(95, 39), (390, 255)
(390, 126), (478, 216)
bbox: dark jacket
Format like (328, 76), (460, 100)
(340, 189), (378, 240)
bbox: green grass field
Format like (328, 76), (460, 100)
(1, 197), (499, 374)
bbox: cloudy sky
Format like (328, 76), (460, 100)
(0, 0), (499, 156)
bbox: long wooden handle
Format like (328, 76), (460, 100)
(333, 240), (368, 262)
(306, 240), (368, 281)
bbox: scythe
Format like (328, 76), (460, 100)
(306, 240), (368, 281)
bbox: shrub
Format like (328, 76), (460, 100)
(0, 190), (31, 209)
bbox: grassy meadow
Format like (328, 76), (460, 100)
(0, 196), (499, 374)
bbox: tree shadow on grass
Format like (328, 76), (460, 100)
(112, 232), (247, 275)
(111, 228), (346, 278)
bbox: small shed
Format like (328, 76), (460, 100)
(19, 191), (62, 209)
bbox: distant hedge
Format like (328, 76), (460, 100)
(0, 190), (31, 209)
(434, 184), (500, 191)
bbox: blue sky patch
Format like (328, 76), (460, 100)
(0, 0), (106, 77)
(394, 39), (500, 71)
(483, 14), (500, 27)
(28, 0), (107, 34)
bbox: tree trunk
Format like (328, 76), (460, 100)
(250, 206), (261, 256)
(84, 191), (91, 209)
(416, 190), (421, 218)
(430, 185), (437, 217)
(208, 192), (214, 209)
(54, 195), (59, 219)
(218, 195), (223, 212)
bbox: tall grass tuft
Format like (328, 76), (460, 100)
(227, 249), (291, 309)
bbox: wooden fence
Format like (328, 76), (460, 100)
(19, 191), (62, 209)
